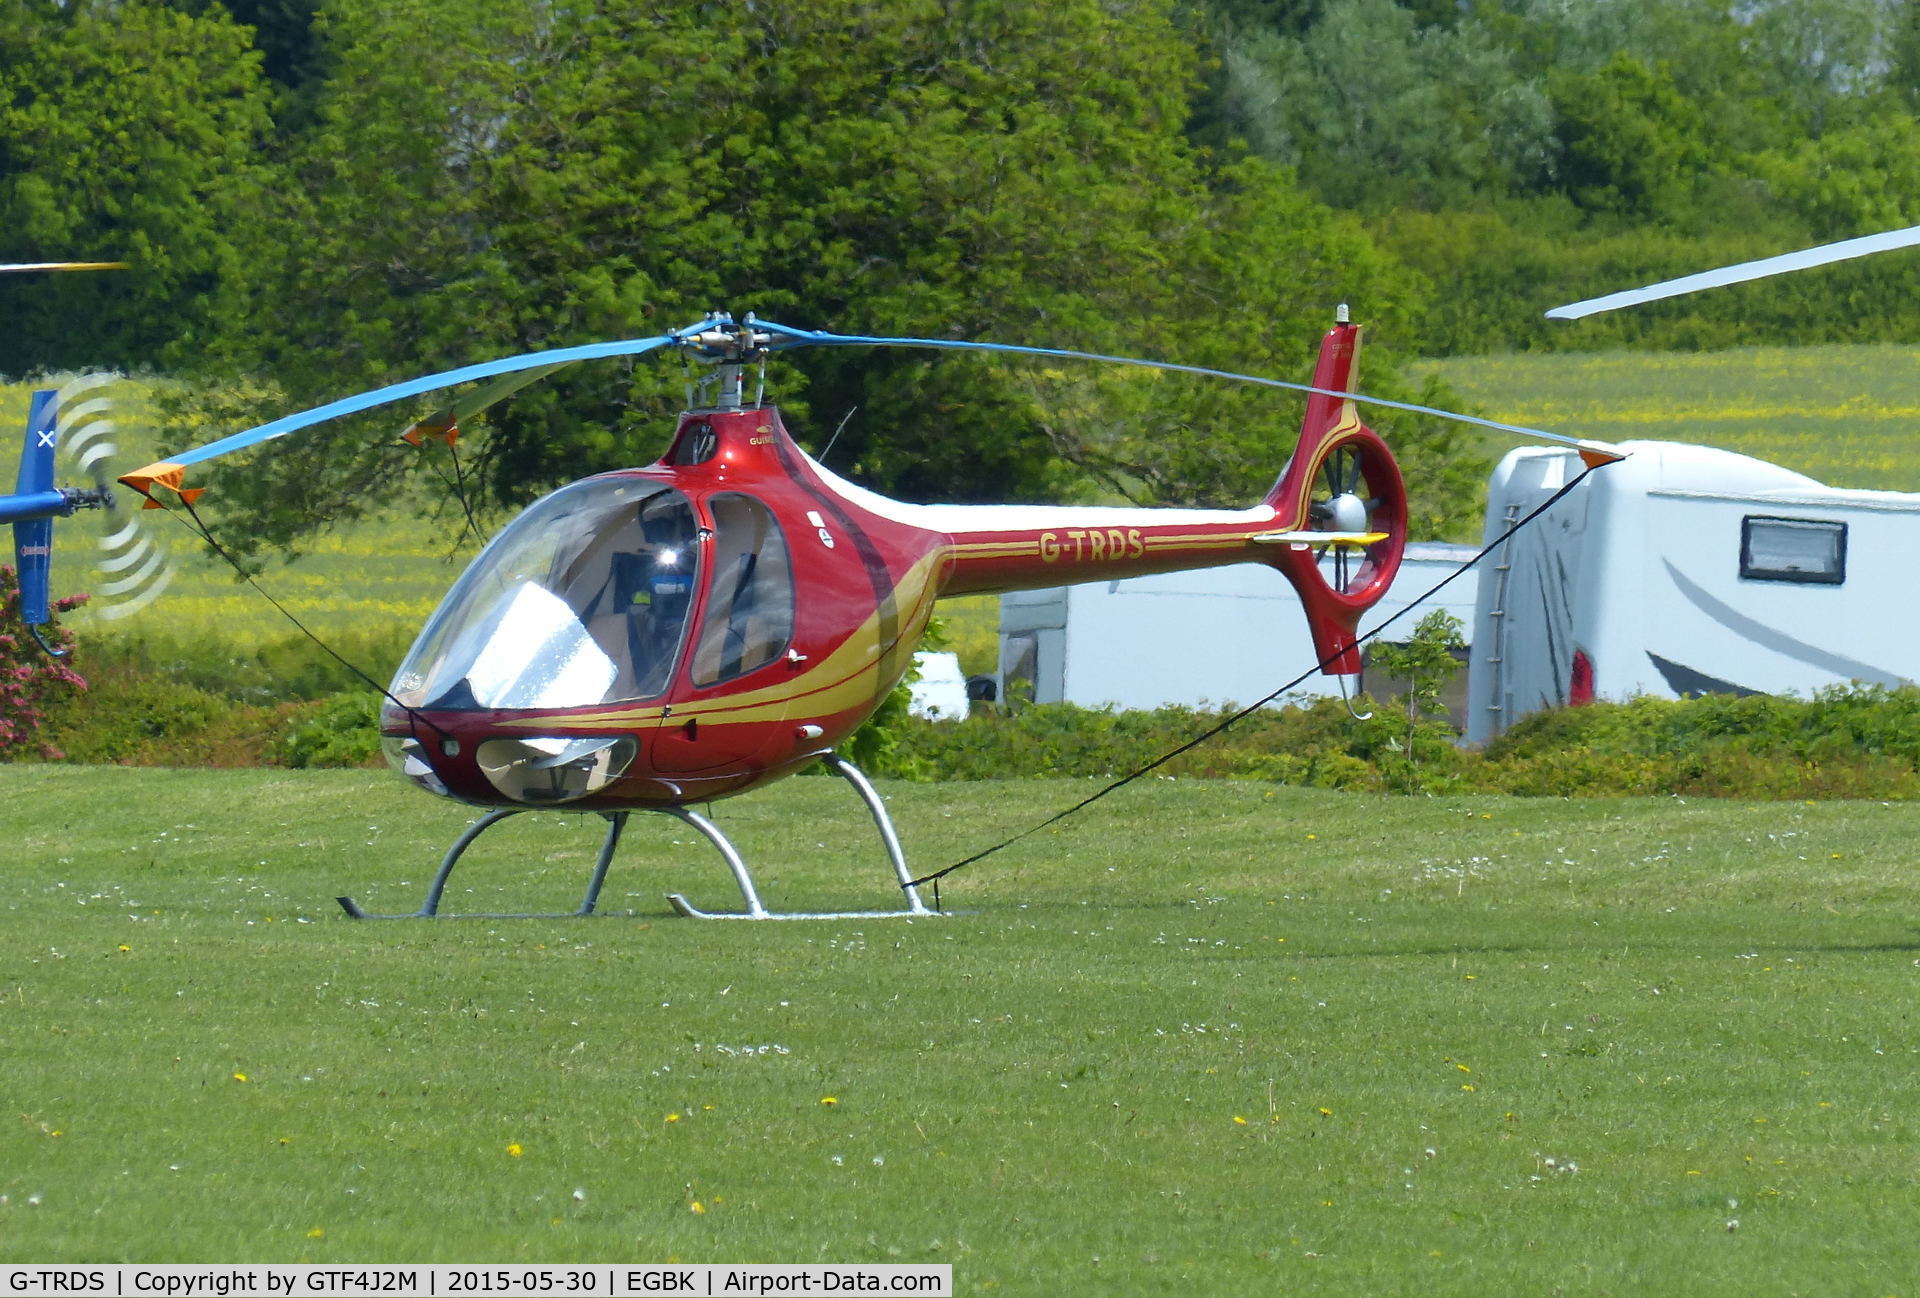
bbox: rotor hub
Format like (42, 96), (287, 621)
(1327, 491), (1370, 533)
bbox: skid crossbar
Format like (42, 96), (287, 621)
(337, 809), (630, 920)
(336, 754), (937, 920)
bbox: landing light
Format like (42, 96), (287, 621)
(383, 735), (449, 797)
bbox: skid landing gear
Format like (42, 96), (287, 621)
(336, 754), (937, 921)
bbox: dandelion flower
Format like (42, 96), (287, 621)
(306, 1229), (325, 1240)
(666, 1113), (681, 1124)
(233, 1073), (250, 1083)
(690, 1201), (705, 1214)
(820, 1096), (838, 1107)
(1233, 1115), (1248, 1125)
(507, 1143), (524, 1157)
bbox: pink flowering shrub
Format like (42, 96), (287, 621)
(0, 565), (89, 760)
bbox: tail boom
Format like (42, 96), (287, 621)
(844, 317), (1408, 674)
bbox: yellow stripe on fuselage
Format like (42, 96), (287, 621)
(501, 551), (945, 733)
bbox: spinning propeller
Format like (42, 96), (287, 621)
(4, 375), (178, 652)
(52, 375), (177, 621)
(1302, 440), (1394, 596)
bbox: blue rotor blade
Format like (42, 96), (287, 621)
(152, 324), (708, 474)
(755, 320), (1602, 451)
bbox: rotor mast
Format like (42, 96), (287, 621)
(683, 313), (773, 412)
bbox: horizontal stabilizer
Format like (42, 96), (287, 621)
(1251, 529), (1389, 548)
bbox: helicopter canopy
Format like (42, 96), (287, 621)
(391, 476), (701, 711)
(389, 474), (796, 714)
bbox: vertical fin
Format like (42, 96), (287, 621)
(13, 390), (60, 626)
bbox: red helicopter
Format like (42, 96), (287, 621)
(117, 309), (1604, 921)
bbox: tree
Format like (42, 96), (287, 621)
(0, 1), (273, 375)
(1738, 0), (1903, 137)
(1365, 607), (1463, 785)
(1548, 52), (1713, 221)
(198, 0), (1457, 553)
(1213, 0), (1554, 210)
(1748, 111), (1920, 239)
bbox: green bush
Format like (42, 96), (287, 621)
(878, 695), (1465, 790)
(875, 685), (1920, 801)
(282, 690), (384, 769)
(83, 627), (414, 705)
(42, 664), (225, 764)
(38, 619), (1920, 801)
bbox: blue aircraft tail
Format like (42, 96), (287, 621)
(9, 390), (60, 627)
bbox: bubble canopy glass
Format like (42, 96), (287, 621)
(389, 477), (701, 711)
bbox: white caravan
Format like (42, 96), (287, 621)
(1466, 440), (1919, 744)
(999, 544), (1480, 713)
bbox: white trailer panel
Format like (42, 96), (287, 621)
(1467, 440), (1920, 744)
(1000, 545), (1479, 712)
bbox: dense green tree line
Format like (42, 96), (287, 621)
(1205, 0), (1920, 351)
(0, 0), (1913, 541)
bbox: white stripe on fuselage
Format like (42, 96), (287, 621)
(801, 452), (1277, 537)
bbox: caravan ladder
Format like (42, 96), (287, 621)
(1481, 501), (1523, 735)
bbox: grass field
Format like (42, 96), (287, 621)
(7, 768), (1920, 1291)
(1417, 343), (1920, 493)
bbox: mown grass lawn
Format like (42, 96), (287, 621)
(5, 768), (1920, 1293)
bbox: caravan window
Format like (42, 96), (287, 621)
(1740, 516), (1846, 585)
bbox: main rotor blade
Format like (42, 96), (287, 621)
(0, 261), (127, 273)
(1546, 224), (1920, 319)
(754, 320), (1616, 454)
(120, 324), (707, 498)
(400, 361), (571, 443)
